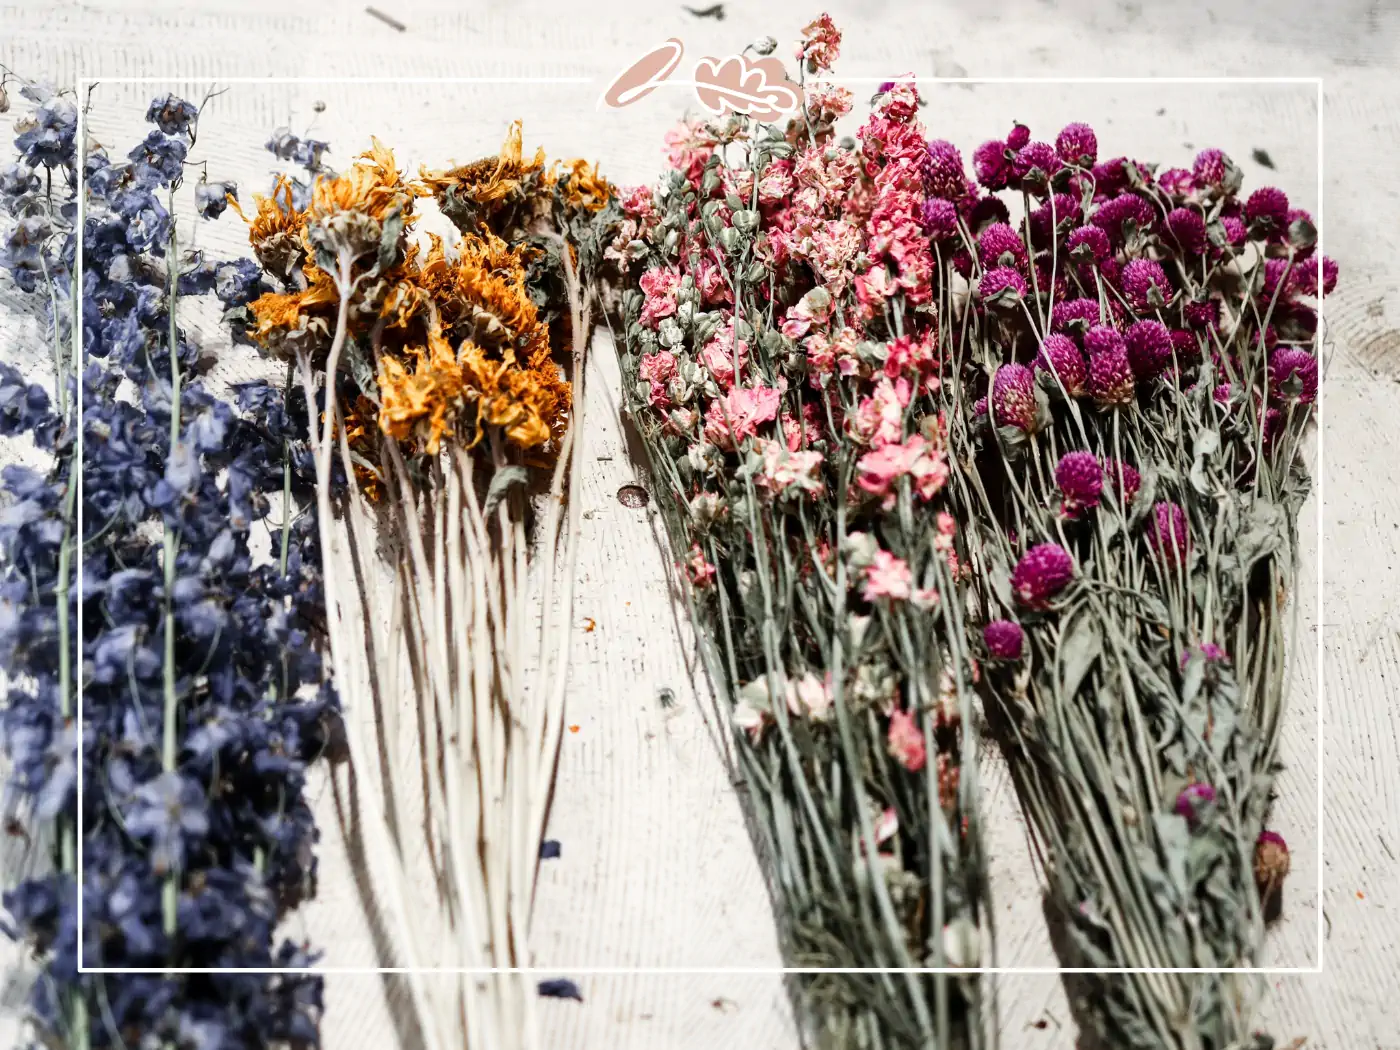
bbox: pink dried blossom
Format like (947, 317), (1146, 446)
(703, 384), (781, 450)
(863, 548), (914, 602)
(664, 118), (716, 184)
(1191, 148), (1230, 189)
(991, 363), (1036, 432)
(921, 198), (959, 240)
(807, 83), (855, 123)
(1293, 255), (1338, 297)
(1056, 450), (1103, 514)
(638, 350), (677, 407)
(1012, 543), (1074, 608)
(1122, 258), (1170, 312)
(685, 544), (716, 588)
(756, 439), (825, 498)
(851, 375), (912, 448)
(973, 138), (1011, 190)
(798, 12), (843, 73)
(855, 433), (949, 508)
(1220, 215), (1248, 248)
(1054, 122), (1098, 167)
(699, 324), (751, 388)
(638, 266), (681, 328)
(1157, 168), (1196, 198)
(1036, 334), (1088, 397)
(983, 619), (1024, 660)
(886, 706), (926, 771)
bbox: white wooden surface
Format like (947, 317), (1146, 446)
(1, 1), (1397, 1048)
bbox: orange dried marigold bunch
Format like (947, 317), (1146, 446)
(234, 124), (615, 462)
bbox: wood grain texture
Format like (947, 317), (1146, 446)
(1, 1), (1395, 1047)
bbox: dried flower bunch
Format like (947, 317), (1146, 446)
(237, 119), (617, 1050)
(607, 18), (990, 1050)
(935, 108), (1326, 1045)
(1, 84), (330, 1048)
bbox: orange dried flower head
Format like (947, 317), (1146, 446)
(230, 175), (308, 278)
(307, 137), (426, 261)
(550, 158), (612, 214)
(420, 121), (549, 235)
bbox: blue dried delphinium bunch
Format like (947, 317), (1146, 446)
(0, 81), (334, 1048)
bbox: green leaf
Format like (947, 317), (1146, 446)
(1234, 497), (1287, 568)
(484, 466), (530, 517)
(1057, 610), (1102, 701)
(376, 207), (404, 275)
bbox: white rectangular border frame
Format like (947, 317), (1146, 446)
(72, 73), (1325, 977)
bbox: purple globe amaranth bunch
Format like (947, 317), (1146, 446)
(991, 363), (1037, 432)
(1055, 451), (1103, 515)
(1147, 500), (1191, 568)
(1124, 319), (1173, 380)
(1174, 782), (1217, 826)
(1066, 224), (1111, 263)
(1245, 186), (1290, 236)
(1012, 543), (1074, 609)
(1014, 141), (1061, 192)
(1054, 122), (1098, 167)
(983, 619), (1025, 660)
(1268, 347), (1319, 404)
(0, 85), (332, 1049)
(1121, 258), (1171, 312)
(1036, 334), (1087, 397)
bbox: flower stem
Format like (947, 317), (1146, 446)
(161, 206), (182, 938)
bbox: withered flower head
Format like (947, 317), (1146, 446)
(229, 175), (308, 279)
(307, 137), (425, 262)
(420, 121), (549, 237)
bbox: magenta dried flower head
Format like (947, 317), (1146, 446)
(1066, 224), (1110, 262)
(1245, 186), (1289, 234)
(978, 266), (1028, 307)
(1174, 783), (1217, 826)
(1015, 141), (1061, 190)
(1051, 297), (1102, 335)
(1191, 148), (1235, 189)
(1268, 347), (1319, 404)
(1122, 258), (1170, 312)
(1170, 328), (1198, 362)
(1166, 207), (1207, 255)
(1181, 642), (1228, 669)
(1084, 324), (1124, 358)
(1105, 458), (1141, 505)
(1056, 450), (1103, 514)
(1213, 382), (1234, 407)
(1036, 334), (1088, 396)
(1012, 543), (1074, 609)
(967, 194), (1011, 231)
(1294, 255), (1338, 297)
(921, 197), (960, 241)
(1006, 122), (1031, 151)
(972, 396), (988, 418)
(1030, 193), (1081, 246)
(1091, 157), (1133, 195)
(1147, 501), (1190, 567)
(1090, 341), (1135, 408)
(1054, 122), (1098, 167)
(951, 249), (974, 279)
(973, 139), (1010, 190)
(991, 363), (1037, 432)
(1124, 319), (1173, 379)
(1261, 257), (1296, 303)
(1093, 193), (1154, 244)
(978, 222), (1028, 270)
(1184, 297), (1220, 331)
(1157, 167), (1195, 198)
(1219, 215), (1247, 249)
(983, 619), (1025, 660)
(925, 139), (969, 201)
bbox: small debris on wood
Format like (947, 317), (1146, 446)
(684, 3), (725, 19)
(538, 978), (583, 1001)
(1252, 148), (1276, 169)
(583, 617), (596, 633)
(540, 839), (561, 859)
(313, 100), (326, 113)
(568, 724), (580, 734)
(617, 484), (649, 508)
(658, 686), (677, 709)
(365, 6), (406, 31)
(711, 996), (737, 1012)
